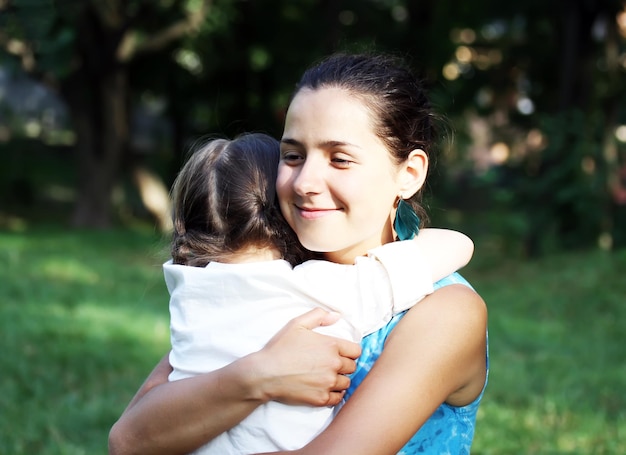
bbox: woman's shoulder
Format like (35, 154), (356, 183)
(358, 272), (479, 348)
(348, 273), (486, 396)
(433, 271), (474, 291)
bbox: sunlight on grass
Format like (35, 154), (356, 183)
(477, 399), (624, 453)
(1, 227), (625, 454)
(39, 258), (102, 284)
(73, 301), (170, 344)
(466, 246), (626, 454)
(0, 227), (170, 454)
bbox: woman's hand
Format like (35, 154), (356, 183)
(251, 308), (361, 407)
(109, 308), (360, 455)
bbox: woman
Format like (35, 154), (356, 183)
(109, 52), (488, 455)
(163, 133), (472, 453)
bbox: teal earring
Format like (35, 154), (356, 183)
(394, 197), (420, 240)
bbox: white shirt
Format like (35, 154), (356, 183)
(165, 240), (433, 454)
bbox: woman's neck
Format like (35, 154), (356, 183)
(322, 242), (381, 265)
(322, 225), (395, 264)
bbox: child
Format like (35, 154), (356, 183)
(164, 133), (473, 454)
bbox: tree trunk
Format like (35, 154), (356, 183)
(557, 0), (601, 111)
(65, 68), (128, 228)
(58, 1), (130, 228)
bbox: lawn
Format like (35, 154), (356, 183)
(464, 242), (626, 454)
(0, 226), (624, 454)
(0, 227), (171, 454)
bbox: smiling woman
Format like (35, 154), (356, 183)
(277, 86), (428, 264)
(109, 52), (488, 455)
(271, 53), (487, 455)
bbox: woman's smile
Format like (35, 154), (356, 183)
(295, 204), (343, 220)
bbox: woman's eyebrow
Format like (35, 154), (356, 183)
(281, 138), (360, 149)
(280, 138), (302, 146)
(321, 140), (360, 149)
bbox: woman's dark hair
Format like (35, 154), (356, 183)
(292, 52), (441, 225)
(170, 133), (312, 267)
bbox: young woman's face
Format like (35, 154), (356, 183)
(277, 87), (405, 264)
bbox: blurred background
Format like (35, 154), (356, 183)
(0, 0), (624, 453)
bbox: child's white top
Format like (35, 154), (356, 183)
(165, 240), (433, 454)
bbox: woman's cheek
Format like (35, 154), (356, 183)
(275, 166), (291, 201)
(276, 166), (296, 226)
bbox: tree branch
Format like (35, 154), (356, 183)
(0, 32), (37, 72)
(90, 0), (124, 30)
(116, 0), (212, 63)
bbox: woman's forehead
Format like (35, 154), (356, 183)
(283, 87), (378, 142)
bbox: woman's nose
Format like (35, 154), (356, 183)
(292, 157), (324, 196)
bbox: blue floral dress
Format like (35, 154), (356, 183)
(345, 273), (489, 454)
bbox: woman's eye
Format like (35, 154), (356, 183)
(331, 157), (353, 168)
(281, 152), (303, 163)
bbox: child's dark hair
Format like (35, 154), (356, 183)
(170, 133), (312, 267)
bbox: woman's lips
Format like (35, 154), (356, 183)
(296, 205), (340, 220)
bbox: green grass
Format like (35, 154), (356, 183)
(464, 244), (626, 454)
(0, 226), (171, 455)
(0, 227), (624, 454)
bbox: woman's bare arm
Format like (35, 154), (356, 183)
(108, 308), (361, 455)
(117, 353), (172, 415)
(274, 285), (487, 455)
(109, 352), (267, 455)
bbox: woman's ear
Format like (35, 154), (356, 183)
(399, 149), (428, 197)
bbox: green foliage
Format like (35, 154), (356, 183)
(433, 109), (613, 258)
(499, 110), (608, 255)
(2, 0), (625, 244)
(0, 0), (77, 76)
(0, 139), (75, 223)
(0, 228), (624, 453)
